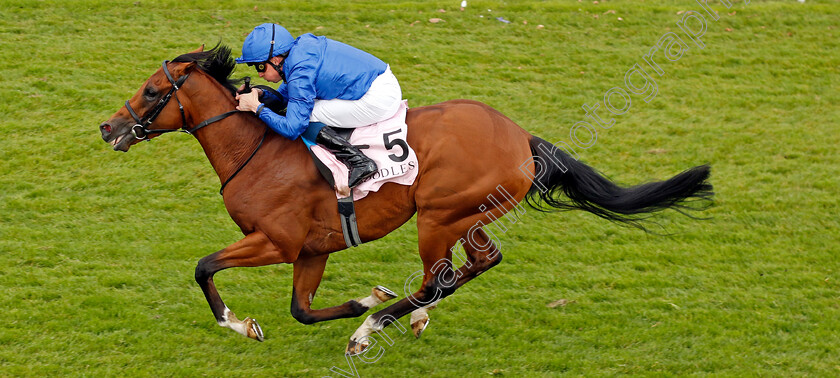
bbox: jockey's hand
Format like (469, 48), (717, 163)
(237, 83), (263, 96)
(235, 91), (262, 114)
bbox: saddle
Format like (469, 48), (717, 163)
(304, 101), (418, 248)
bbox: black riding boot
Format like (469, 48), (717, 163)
(315, 126), (377, 188)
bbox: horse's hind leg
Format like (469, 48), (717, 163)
(346, 219), (467, 354)
(194, 231), (300, 341)
(288, 254), (398, 325)
(408, 299), (439, 338)
(453, 227), (503, 287)
(409, 227), (502, 338)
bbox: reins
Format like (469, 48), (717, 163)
(220, 128), (268, 195)
(124, 60), (266, 196)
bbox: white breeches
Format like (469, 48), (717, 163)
(309, 66), (402, 128)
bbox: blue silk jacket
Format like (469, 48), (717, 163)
(257, 34), (387, 139)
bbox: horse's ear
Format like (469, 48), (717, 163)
(190, 44), (205, 54)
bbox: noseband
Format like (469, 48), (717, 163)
(123, 60), (267, 195)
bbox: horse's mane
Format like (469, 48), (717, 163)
(173, 43), (240, 95)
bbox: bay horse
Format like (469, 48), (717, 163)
(99, 45), (712, 355)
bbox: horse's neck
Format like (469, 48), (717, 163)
(184, 78), (291, 186)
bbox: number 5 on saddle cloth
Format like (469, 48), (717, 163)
(299, 100), (418, 248)
(248, 84), (417, 248)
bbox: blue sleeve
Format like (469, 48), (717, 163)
(282, 52), (319, 139)
(255, 57), (317, 140)
(257, 107), (301, 139)
(260, 86), (284, 103)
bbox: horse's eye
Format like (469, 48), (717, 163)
(144, 87), (158, 99)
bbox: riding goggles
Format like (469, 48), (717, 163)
(248, 62), (268, 73)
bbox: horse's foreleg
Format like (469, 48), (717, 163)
(290, 254), (398, 325)
(195, 231), (298, 341)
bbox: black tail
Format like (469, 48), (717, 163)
(524, 136), (713, 229)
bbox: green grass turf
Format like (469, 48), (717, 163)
(1, 0), (838, 376)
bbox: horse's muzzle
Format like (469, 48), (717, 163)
(100, 121), (132, 152)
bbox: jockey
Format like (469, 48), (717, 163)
(235, 23), (403, 188)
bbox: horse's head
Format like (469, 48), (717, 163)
(99, 46), (206, 152)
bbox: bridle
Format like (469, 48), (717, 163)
(123, 60), (268, 195)
(125, 60), (242, 140)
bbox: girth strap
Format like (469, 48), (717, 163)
(337, 194), (362, 248)
(305, 132), (363, 248)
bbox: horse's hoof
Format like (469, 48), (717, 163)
(372, 285), (397, 302)
(411, 315), (429, 339)
(345, 338), (369, 356)
(244, 317), (264, 342)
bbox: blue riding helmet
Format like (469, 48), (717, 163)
(235, 23), (295, 64)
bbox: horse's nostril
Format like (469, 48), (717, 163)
(101, 123), (112, 134)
